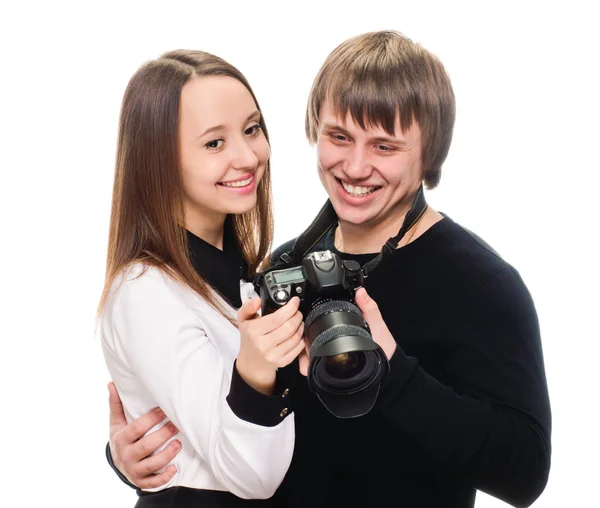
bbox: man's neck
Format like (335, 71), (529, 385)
(336, 217), (407, 255)
(336, 207), (443, 255)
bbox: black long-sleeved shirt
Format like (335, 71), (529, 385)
(108, 214), (551, 507)
(270, 214), (551, 508)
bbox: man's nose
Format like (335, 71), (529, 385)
(342, 145), (373, 180)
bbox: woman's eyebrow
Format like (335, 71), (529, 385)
(199, 111), (261, 138)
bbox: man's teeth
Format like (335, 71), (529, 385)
(341, 181), (377, 196)
(222, 176), (253, 188)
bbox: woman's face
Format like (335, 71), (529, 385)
(179, 75), (269, 235)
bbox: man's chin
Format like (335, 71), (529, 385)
(332, 205), (374, 228)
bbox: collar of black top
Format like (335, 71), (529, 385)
(187, 218), (248, 309)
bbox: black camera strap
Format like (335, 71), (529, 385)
(268, 184), (428, 277)
(361, 184), (427, 276)
(253, 198), (338, 293)
(284, 198), (338, 263)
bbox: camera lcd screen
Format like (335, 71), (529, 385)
(273, 268), (304, 283)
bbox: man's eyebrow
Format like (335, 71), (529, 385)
(322, 123), (352, 136)
(372, 135), (408, 147)
(199, 111), (261, 138)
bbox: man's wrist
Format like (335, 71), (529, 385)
(385, 340), (397, 360)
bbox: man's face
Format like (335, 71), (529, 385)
(316, 101), (423, 230)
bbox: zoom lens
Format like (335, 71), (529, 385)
(305, 299), (384, 380)
(324, 351), (366, 379)
(304, 299), (389, 417)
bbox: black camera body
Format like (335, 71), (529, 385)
(259, 250), (362, 315)
(257, 250), (389, 418)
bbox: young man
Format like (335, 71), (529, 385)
(106, 31), (551, 507)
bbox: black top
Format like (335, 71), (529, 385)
(269, 215), (551, 508)
(109, 214), (551, 508)
(187, 218), (248, 309)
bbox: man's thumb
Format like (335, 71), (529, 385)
(108, 381), (127, 426)
(355, 287), (377, 316)
(238, 297), (262, 322)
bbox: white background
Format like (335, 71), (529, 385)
(1, 1), (598, 506)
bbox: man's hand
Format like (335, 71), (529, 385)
(108, 382), (181, 489)
(297, 288), (396, 377)
(298, 343), (310, 377)
(354, 288), (397, 359)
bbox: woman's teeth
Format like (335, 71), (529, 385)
(221, 176), (253, 188)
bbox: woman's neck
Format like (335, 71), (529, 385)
(185, 212), (226, 250)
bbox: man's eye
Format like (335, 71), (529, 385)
(332, 133), (348, 142)
(245, 124), (261, 136)
(377, 145), (395, 152)
(206, 139), (224, 149)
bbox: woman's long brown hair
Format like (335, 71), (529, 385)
(98, 50), (273, 323)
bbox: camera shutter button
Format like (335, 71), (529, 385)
(274, 289), (289, 303)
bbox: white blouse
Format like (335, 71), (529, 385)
(100, 264), (295, 499)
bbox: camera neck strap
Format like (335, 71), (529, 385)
(361, 184), (427, 277)
(279, 198), (339, 265)
(274, 184), (428, 277)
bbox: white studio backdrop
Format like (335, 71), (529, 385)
(1, 1), (598, 506)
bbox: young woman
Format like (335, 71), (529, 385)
(98, 50), (305, 507)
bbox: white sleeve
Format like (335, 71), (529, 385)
(105, 269), (295, 499)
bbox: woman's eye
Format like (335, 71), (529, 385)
(245, 124), (261, 136)
(205, 139), (224, 149)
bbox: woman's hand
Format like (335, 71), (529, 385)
(236, 296), (305, 394)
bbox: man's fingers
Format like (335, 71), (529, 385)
(135, 439), (181, 478)
(298, 348), (309, 377)
(130, 421), (180, 461)
(108, 382), (127, 427)
(117, 408), (169, 450)
(238, 297), (262, 323)
(355, 288), (396, 359)
(354, 287), (382, 323)
(135, 464), (178, 490)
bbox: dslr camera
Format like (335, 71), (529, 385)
(257, 250), (390, 418)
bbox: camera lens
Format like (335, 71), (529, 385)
(260, 250), (389, 418)
(324, 351), (366, 379)
(305, 299), (384, 389)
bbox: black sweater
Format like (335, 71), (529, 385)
(108, 215), (551, 507)
(270, 215), (551, 508)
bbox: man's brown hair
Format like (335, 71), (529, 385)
(306, 30), (455, 188)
